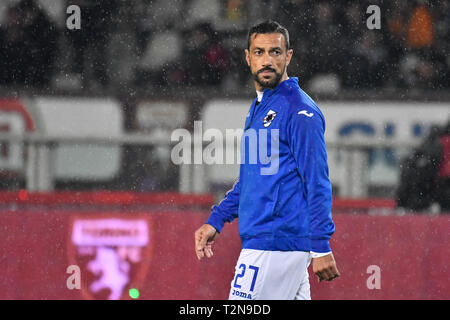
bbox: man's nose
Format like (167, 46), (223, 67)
(262, 52), (273, 66)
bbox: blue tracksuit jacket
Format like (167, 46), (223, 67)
(206, 77), (335, 253)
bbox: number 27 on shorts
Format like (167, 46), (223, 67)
(233, 264), (259, 292)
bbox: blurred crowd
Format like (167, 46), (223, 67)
(0, 0), (449, 93)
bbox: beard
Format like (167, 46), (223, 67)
(252, 66), (284, 89)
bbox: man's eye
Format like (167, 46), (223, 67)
(254, 51), (262, 55)
(272, 50), (281, 55)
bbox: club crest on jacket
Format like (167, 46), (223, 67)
(263, 110), (277, 127)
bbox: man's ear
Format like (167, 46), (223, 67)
(245, 49), (250, 67)
(286, 49), (293, 67)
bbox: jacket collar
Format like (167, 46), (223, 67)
(262, 77), (299, 97)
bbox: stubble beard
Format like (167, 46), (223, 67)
(253, 66), (285, 90)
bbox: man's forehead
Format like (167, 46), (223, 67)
(250, 33), (285, 49)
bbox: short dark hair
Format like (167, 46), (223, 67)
(247, 20), (290, 51)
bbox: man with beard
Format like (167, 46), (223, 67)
(194, 20), (339, 300)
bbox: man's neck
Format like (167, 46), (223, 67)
(255, 74), (290, 97)
(254, 73), (290, 92)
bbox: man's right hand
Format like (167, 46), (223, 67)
(194, 224), (219, 260)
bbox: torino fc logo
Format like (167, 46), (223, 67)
(69, 217), (151, 300)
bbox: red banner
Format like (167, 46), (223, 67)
(0, 198), (448, 300)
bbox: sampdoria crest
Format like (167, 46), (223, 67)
(263, 110), (277, 127)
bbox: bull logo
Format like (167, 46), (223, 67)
(68, 216), (152, 300)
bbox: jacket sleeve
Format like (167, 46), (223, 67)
(287, 105), (335, 253)
(206, 178), (240, 233)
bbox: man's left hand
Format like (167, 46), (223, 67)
(312, 252), (340, 282)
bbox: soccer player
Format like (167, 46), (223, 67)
(194, 20), (340, 300)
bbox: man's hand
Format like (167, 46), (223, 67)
(194, 224), (219, 260)
(312, 252), (340, 282)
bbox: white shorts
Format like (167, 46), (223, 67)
(228, 249), (312, 300)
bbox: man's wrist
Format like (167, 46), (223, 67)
(311, 251), (332, 258)
(205, 215), (224, 234)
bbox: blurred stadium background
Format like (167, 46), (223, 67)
(0, 0), (448, 300)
